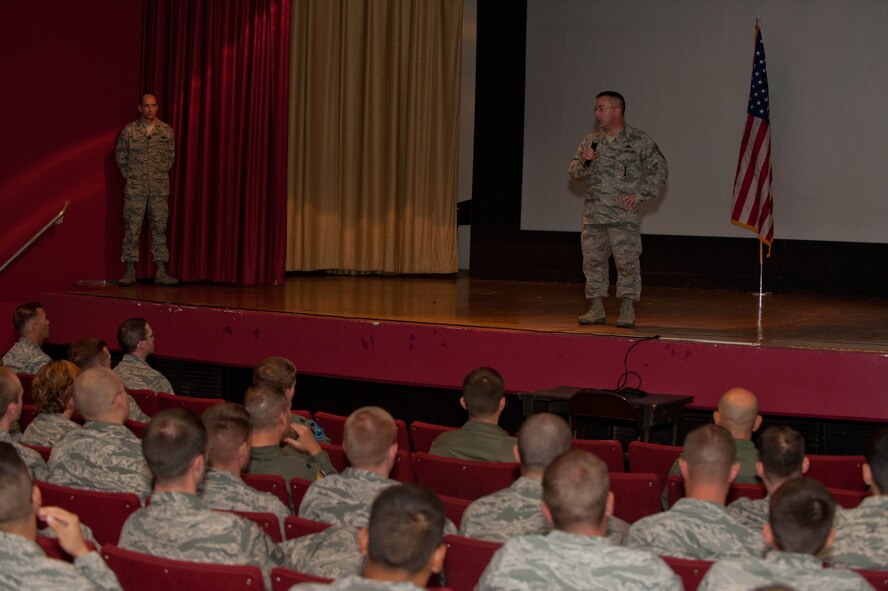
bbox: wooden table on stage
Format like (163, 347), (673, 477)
(519, 386), (694, 444)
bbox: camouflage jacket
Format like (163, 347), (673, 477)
(0, 428), (48, 481)
(0, 531), (121, 591)
(119, 491), (283, 589)
(460, 476), (629, 545)
(299, 468), (398, 527)
(200, 468), (290, 538)
(115, 118), (175, 196)
(248, 444), (337, 482)
(48, 421), (151, 500)
(113, 353), (174, 394)
(568, 125), (667, 225)
(281, 525), (364, 580)
(428, 420), (517, 463)
(2, 337), (51, 374)
(477, 530), (682, 591)
(726, 494), (770, 531)
(123, 393), (151, 423)
(292, 574), (426, 591)
(828, 495), (888, 569)
(699, 550), (874, 591)
(627, 498), (763, 560)
(20, 412), (81, 448)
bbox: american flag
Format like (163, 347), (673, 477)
(731, 24), (773, 255)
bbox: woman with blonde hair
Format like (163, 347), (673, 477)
(20, 360), (81, 447)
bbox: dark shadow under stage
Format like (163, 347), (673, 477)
(44, 275), (888, 422)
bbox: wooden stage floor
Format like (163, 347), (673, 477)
(68, 275), (888, 354)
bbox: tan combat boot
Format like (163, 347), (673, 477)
(578, 298), (606, 325)
(118, 262), (136, 287)
(616, 298), (635, 328)
(155, 262), (179, 286)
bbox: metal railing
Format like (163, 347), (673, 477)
(0, 201), (69, 275)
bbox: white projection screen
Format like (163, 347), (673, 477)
(520, 0), (888, 243)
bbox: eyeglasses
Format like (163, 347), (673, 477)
(594, 106), (619, 113)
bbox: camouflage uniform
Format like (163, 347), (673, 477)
(115, 118), (175, 263)
(726, 494), (770, 531)
(20, 412), (81, 448)
(119, 491), (284, 589)
(249, 444), (338, 482)
(568, 127), (667, 301)
(123, 394), (151, 423)
(299, 468), (398, 527)
(281, 525), (364, 580)
(477, 530), (682, 591)
(0, 428), (47, 481)
(428, 420), (517, 463)
(2, 337), (51, 374)
(113, 353), (175, 394)
(291, 574), (426, 591)
(47, 421), (152, 500)
(627, 498), (763, 560)
(661, 438), (760, 508)
(459, 475), (629, 545)
(828, 495), (888, 569)
(0, 531), (122, 591)
(200, 468), (290, 539)
(699, 550), (874, 591)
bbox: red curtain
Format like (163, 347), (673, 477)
(140, 0), (289, 285)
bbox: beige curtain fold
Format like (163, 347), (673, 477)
(286, 0), (461, 273)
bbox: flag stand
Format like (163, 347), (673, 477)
(754, 241), (771, 343)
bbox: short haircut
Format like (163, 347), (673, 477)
(32, 360), (80, 414)
(117, 318), (148, 354)
(461, 367), (505, 416)
(0, 368), (23, 416)
(252, 356), (297, 395)
(343, 407), (397, 467)
(758, 426), (806, 480)
(866, 428), (888, 492)
(543, 449), (609, 531)
(0, 443), (33, 527)
(12, 302), (42, 334)
(143, 408), (207, 483)
(769, 477), (835, 554)
(367, 484), (445, 575)
(683, 424), (737, 483)
(243, 384), (288, 430)
(68, 338), (109, 370)
(73, 367), (123, 419)
(202, 403), (251, 466)
(596, 91), (625, 112)
(518, 413), (572, 473)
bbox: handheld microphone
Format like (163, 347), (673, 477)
(584, 141), (598, 166)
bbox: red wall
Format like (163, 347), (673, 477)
(0, 1), (143, 313)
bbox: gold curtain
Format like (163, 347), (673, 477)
(286, 0), (461, 273)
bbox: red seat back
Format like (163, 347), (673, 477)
(20, 404), (38, 431)
(289, 476), (313, 512)
(101, 544), (264, 591)
(391, 448), (416, 483)
(21, 443), (51, 463)
(662, 556), (713, 591)
(156, 392), (223, 415)
(412, 452), (519, 500)
(37, 481), (141, 545)
(124, 420), (147, 438)
(283, 515), (332, 540)
(442, 534), (501, 591)
(319, 442), (348, 472)
(830, 487), (868, 509)
(806, 454), (867, 491)
(627, 441), (681, 488)
(440, 495), (472, 529)
(221, 510), (282, 543)
(313, 411), (346, 445)
(609, 472), (662, 523)
(127, 389), (160, 417)
(36, 536), (97, 562)
(271, 566), (333, 590)
(410, 421), (458, 454)
(18, 374), (35, 405)
(572, 439), (625, 472)
(291, 409), (312, 422)
(241, 472), (291, 508)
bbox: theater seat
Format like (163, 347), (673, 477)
(241, 473), (291, 508)
(127, 389), (159, 417)
(19, 404), (37, 431)
(320, 442), (348, 472)
(410, 421), (458, 454)
(221, 510), (282, 543)
(124, 420), (147, 438)
(571, 439), (625, 472)
(439, 495), (472, 529)
(390, 448), (416, 483)
(36, 536), (97, 562)
(830, 487), (868, 509)
(36, 481), (141, 545)
(101, 544), (264, 591)
(627, 441), (682, 488)
(666, 475), (767, 507)
(609, 472), (662, 523)
(271, 566), (332, 590)
(283, 515), (332, 540)
(806, 454), (867, 491)
(661, 555), (713, 591)
(313, 411), (346, 444)
(289, 476), (313, 512)
(442, 534), (502, 591)
(156, 392), (223, 415)
(412, 452), (519, 500)
(18, 373), (35, 405)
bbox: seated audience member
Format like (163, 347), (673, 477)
(428, 367), (517, 462)
(0, 443), (121, 590)
(728, 425), (809, 530)
(292, 483), (448, 591)
(20, 360), (82, 447)
(0, 368), (47, 480)
(829, 428), (888, 569)
(113, 318), (175, 394)
(199, 402), (290, 537)
(699, 478), (871, 591)
(245, 384), (336, 481)
(119, 409), (284, 587)
(70, 337), (149, 423)
(628, 424), (761, 560)
(477, 449), (681, 591)
(253, 355), (328, 441)
(48, 368), (151, 499)
(2, 302), (51, 374)
(460, 412), (629, 544)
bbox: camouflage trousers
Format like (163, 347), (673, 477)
(581, 221), (642, 301)
(121, 194), (169, 263)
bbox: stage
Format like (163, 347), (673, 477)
(42, 274), (888, 422)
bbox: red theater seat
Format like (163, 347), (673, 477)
(410, 421), (458, 454)
(443, 534), (502, 591)
(283, 515), (332, 540)
(806, 454), (867, 491)
(662, 556), (713, 591)
(222, 510), (282, 543)
(628, 441), (681, 489)
(127, 389), (159, 417)
(572, 438), (625, 472)
(271, 566), (332, 590)
(609, 472), (662, 523)
(412, 452), (519, 500)
(37, 481), (141, 545)
(156, 392), (223, 415)
(242, 472), (290, 508)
